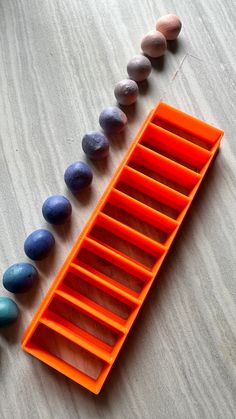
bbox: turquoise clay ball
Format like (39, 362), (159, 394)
(0, 297), (19, 327)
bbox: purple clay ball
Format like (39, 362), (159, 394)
(42, 195), (72, 225)
(156, 14), (182, 41)
(24, 229), (55, 261)
(99, 106), (127, 134)
(141, 30), (167, 58)
(127, 55), (152, 82)
(64, 161), (93, 194)
(82, 131), (110, 160)
(114, 79), (139, 105)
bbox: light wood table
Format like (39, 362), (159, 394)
(0, 1), (235, 418)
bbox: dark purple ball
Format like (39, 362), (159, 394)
(82, 131), (110, 160)
(99, 107), (127, 134)
(64, 161), (93, 194)
(42, 195), (72, 225)
(24, 229), (55, 261)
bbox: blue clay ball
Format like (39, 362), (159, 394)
(3, 263), (39, 293)
(24, 229), (55, 260)
(42, 195), (72, 225)
(64, 161), (93, 194)
(99, 107), (127, 134)
(82, 131), (110, 160)
(0, 297), (19, 327)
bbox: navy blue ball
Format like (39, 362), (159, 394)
(99, 107), (127, 134)
(0, 297), (19, 327)
(3, 263), (39, 293)
(64, 161), (93, 194)
(24, 229), (55, 260)
(82, 131), (110, 160)
(42, 195), (72, 225)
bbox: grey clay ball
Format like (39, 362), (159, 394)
(114, 79), (139, 105)
(141, 30), (167, 58)
(127, 55), (152, 82)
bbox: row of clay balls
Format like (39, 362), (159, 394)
(114, 14), (182, 106)
(0, 14), (182, 327)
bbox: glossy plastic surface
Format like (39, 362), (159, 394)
(22, 102), (224, 394)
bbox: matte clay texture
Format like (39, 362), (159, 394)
(42, 195), (72, 225)
(82, 131), (110, 160)
(114, 79), (139, 105)
(64, 161), (93, 194)
(156, 14), (182, 40)
(0, 297), (19, 327)
(127, 55), (152, 82)
(141, 30), (167, 58)
(24, 229), (55, 261)
(99, 107), (127, 134)
(3, 263), (39, 293)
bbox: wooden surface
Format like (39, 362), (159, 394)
(0, 0), (236, 418)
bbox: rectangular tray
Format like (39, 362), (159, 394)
(22, 102), (224, 394)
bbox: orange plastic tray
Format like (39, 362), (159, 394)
(22, 102), (224, 394)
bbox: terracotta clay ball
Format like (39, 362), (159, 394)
(156, 14), (182, 41)
(114, 79), (139, 105)
(127, 55), (152, 82)
(141, 30), (167, 58)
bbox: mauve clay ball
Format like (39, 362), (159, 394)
(127, 55), (152, 82)
(114, 79), (139, 105)
(141, 30), (167, 58)
(156, 14), (182, 40)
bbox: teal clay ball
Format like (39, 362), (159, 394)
(0, 297), (19, 327)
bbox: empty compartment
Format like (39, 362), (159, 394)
(102, 189), (178, 244)
(115, 181), (179, 219)
(28, 323), (108, 382)
(139, 123), (212, 172)
(88, 213), (165, 270)
(74, 242), (148, 297)
(152, 102), (223, 151)
(57, 267), (136, 326)
(127, 144), (201, 197)
(42, 296), (121, 354)
(116, 165), (191, 221)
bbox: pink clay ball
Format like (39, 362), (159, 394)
(156, 14), (182, 41)
(141, 30), (167, 58)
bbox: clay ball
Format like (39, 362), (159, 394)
(42, 195), (72, 225)
(127, 55), (152, 82)
(156, 14), (182, 40)
(64, 161), (93, 194)
(141, 30), (167, 58)
(3, 263), (39, 293)
(0, 297), (19, 327)
(99, 107), (127, 134)
(114, 79), (139, 105)
(24, 229), (55, 261)
(82, 131), (110, 160)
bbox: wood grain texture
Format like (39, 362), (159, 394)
(0, 0), (235, 418)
